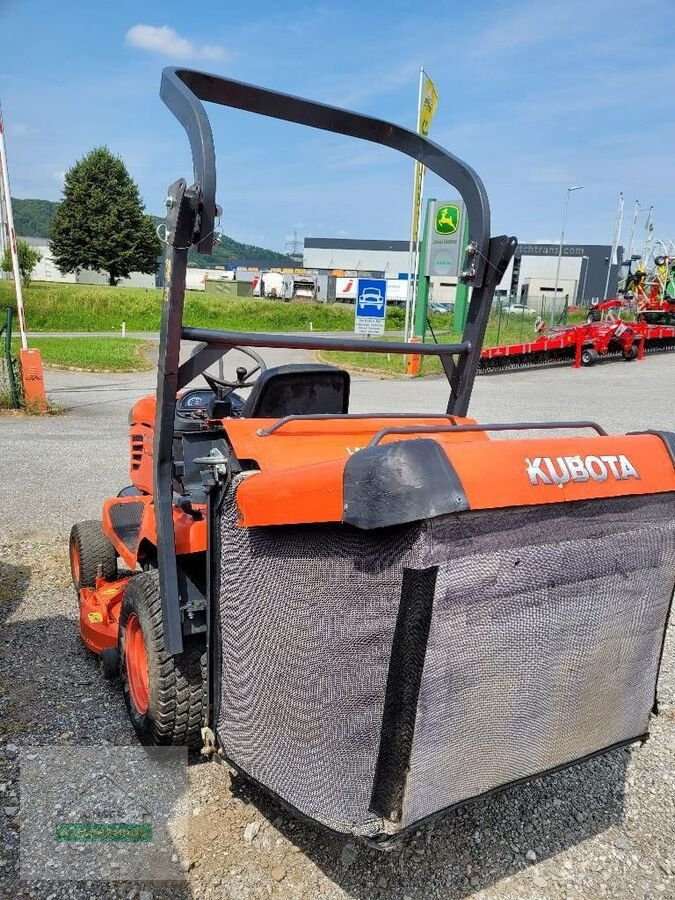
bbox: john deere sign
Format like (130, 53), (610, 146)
(435, 204), (460, 235)
(423, 199), (466, 276)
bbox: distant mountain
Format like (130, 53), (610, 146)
(12, 198), (57, 238)
(12, 197), (298, 268)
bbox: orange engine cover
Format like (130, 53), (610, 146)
(129, 395), (156, 493)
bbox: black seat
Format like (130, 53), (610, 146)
(241, 364), (350, 418)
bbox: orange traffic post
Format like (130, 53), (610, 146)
(20, 348), (47, 413)
(406, 336), (422, 376)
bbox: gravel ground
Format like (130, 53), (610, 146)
(1, 356), (674, 899)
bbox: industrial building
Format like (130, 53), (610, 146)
(304, 237), (623, 305)
(19, 236), (156, 288)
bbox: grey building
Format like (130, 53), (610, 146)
(304, 238), (410, 278)
(304, 237), (622, 305)
(501, 243), (623, 305)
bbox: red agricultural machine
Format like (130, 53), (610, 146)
(68, 67), (675, 844)
(624, 252), (675, 326)
(480, 299), (675, 373)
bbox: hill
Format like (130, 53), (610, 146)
(12, 198), (57, 237)
(11, 197), (298, 268)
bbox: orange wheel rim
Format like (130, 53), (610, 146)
(125, 613), (149, 714)
(70, 539), (81, 586)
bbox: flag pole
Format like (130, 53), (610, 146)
(603, 191), (624, 299)
(404, 67), (424, 342)
(0, 103), (28, 350)
(641, 205), (654, 263)
(408, 155), (427, 338)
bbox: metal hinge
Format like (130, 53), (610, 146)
(194, 448), (230, 489)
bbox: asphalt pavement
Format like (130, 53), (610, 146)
(1, 349), (673, 539)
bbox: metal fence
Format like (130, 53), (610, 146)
(0, 307), (20, 408)
(490, 294), (572, 346)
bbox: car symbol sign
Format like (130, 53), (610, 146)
(357, 287), (384, 311)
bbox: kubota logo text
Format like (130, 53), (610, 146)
(525, 454), (640, 486)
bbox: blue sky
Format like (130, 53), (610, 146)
(2, 0), (674, 252)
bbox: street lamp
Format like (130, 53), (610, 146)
(553, 185), (583, 301)
(580, 255), (589, 305)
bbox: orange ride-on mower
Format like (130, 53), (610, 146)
(69, 68), (675, 843)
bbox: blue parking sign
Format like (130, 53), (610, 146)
(355, 278), (387, 335)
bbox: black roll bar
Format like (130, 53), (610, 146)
(160, 67), (490, 282)
(155, 69), (518, 654)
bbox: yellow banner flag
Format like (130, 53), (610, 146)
(418, 75), (439, 137)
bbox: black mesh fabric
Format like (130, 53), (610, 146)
(216, 482), (675, 838)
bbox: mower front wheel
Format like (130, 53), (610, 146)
(119, 571), (206, 749)
(69, 520), (118, 591)
(622, 345), (639, 361)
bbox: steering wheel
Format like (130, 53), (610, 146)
(192, 344), (267, 398)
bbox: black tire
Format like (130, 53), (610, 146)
(581, 347), (599, 366)
(622, 345), (638, 361)
(100, 647), (120, 680)
(119, 571), (206, 749)
(69, 520), (118, 591)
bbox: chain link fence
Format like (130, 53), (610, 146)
(490, 294), (574, 346)
(1, 306), (21, 408)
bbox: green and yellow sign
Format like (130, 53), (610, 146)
(435, 204), (460, 235)
(423, 198), (467, 277)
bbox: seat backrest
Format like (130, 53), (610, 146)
(241, 364), (350, 418)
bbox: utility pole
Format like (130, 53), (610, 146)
(285, 229), (303, 263)
(603, 192), (624, 299)
(641, 206), (654, 263)
(553, 186), (583, 301)
(626, 200), (643, 261)
(580, 255), (589, 304)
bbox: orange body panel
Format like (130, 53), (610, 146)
(101, 495), (207, 568)
(236, 432), (675, 527)
(447, 434), (674, 508)
(123, 393), (674, 532)
(78, 576), (130, 654)
(224, 415), (482, 470)
(129, 395), (157, 493)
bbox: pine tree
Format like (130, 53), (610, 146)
(50, 147), (160, 286)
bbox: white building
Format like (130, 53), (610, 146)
(20, 236), (156, 288)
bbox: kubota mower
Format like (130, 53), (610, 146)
(69, 68), (675, 843)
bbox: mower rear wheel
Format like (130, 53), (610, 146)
(119, 571), (206, 749)
(69, 520), (118, 591)
(581, 347), (599, 366)
(623, 345), (639, 361)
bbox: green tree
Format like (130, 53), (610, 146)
(2, 239), (42, 285)
(50, 147), (160, 286)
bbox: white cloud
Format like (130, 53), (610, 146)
(8, 122), (30, 136)
(125, 24), (228, 61)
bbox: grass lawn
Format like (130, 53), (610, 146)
(321, 310), (590, 375)
(0, 280), (403, 333)
(11, 337), (153, 372)
(0, 280), (591, 376)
